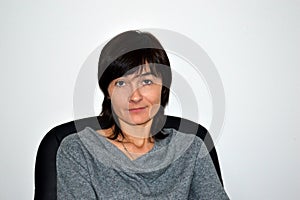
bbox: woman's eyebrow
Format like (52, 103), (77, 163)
(133, 72), (156, 78)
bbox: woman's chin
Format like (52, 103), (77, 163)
(124, 116), (153, 126)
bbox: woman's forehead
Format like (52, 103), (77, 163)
(121, 64), (156, 78)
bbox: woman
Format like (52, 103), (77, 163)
(57, 30), (229, 199)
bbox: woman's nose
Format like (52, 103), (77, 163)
(129, 87), (143, 103)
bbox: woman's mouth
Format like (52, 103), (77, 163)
(128, 106), (147, 113)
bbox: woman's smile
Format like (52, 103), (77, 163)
(128, 106), (147, 113)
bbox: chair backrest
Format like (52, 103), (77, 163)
(34, 115), (223, 200)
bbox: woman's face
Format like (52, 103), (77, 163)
(108, 65), (162, 127)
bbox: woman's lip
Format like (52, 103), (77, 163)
(128, 107), (147, 112)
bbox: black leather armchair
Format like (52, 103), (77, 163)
(34, 115), (223, 200)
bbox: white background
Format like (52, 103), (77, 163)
(1, 0), (299, 199)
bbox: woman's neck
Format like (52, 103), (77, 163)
(118, 119), (154, 148)
(96, 122), (155, 160)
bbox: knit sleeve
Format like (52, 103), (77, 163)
(56, 135), (97, 200)
(188, 141), (230, 200)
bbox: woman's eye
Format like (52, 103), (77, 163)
(142, 79), (153, 85)
(115, 80), (126, 87)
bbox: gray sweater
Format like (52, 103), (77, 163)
(57, 127), (229, 199)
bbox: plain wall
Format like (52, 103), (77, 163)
(0, 0), (299, 199)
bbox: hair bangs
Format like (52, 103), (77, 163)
(111, 48), (164, 79)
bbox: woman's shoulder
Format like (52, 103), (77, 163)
(172, 129), (210, 159)
(58, 127), (98, 153)
(163, 128), (204, 147)
(160, 128), (206, 159)
(58, 132), (81, 151)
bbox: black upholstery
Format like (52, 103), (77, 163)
(34, 115), (223, 200)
